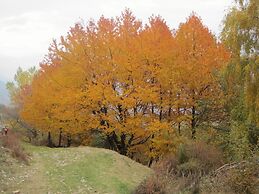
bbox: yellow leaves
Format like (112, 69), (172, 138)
(87, 83), (104, 103)
(148, 126), (180, 158)
(19, 10), (231, 154)
(147, 119), (169, 133)
(122, 97), (136, 108)
(136, 86), (160, 103)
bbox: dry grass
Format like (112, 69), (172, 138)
(200, 159), (259, 194)
(134, 141), (224, 194)
(0, 131), (29, 164)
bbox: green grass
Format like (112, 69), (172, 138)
(0, 144), (152, 194)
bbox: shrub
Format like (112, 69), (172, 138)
(177, 159), (201, 177)
(153, 154), (179, 175)
(226, 161), (258, 194)
(134, 141), (223, 194)
(185, 142), (223, 174)
(30, 133), (49, 146)
(178, 144), (188, 164)
(199, 157), (259, 194)
(89, 132), (110, 148)
(134, 174), (167, 194)
(0, 131), (29, 164)
(229, 122), (252, 160)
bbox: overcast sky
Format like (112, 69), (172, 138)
(0, 0), (234, 81)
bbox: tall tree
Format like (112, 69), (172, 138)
(20, 10), (230, 159)
(174, 14), (230, 138)
(221, 0), (259, 159)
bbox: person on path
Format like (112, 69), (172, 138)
(3, 126), (9, 135)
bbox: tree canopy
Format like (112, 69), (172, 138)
(18, 11), (230, 159)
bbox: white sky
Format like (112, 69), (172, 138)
(0, 0), (234, 81)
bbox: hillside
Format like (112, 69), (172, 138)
(0, 81), (9, 105)
(0, 145), (152, 194)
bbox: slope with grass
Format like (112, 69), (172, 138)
(0, 145), (152, 194)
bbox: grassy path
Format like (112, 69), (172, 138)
(18, 150), (48, 193)
(0, 145), (152, 194)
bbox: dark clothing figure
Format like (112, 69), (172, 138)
(4, 127), (8, 135)
(1, 127), (9, 135)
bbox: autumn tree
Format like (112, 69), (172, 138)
(173, 14), (230, 138)
(221, 0), (259, 159)
(4, 67), (38, 140)
(20, 10), (230, 161)
(6, 67), (37, 107)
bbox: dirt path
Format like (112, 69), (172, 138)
(0, 148), (48, 194)
(18, 152), (49, 193)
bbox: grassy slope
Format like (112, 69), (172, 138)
(0, 145), (152, 194)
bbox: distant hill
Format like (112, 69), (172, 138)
(0, 81), (10, 105)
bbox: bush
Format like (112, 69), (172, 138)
(199, 157), (259, 194)
(185, 142), (223, 174)
(226, 161), (258, 194)
(89, 132), (110, 148)
(229, 122), (252, 160)
(30, 133), (49, 146)
(134, 141), (223, 194)
(0, 131), (29, 164)
(134, 174), (167, 194)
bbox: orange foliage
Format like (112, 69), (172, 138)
(20, 11), (230, 158)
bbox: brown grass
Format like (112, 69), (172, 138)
(134, 141), (224, 194)
(0, 131), (29, 164)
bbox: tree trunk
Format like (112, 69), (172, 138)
(178, 122), (181, 135)
(148, 134), (155, 167)
(58, 130), (62, 147)
(67, 135), (72, 147)
(191, 106), (196, 139)
(107, 134), (117, 151)
(159, 85), (163, 121)
(47, 131), (53, 147)
(119, 133), (127, 155)
(159, 109), (163, 121)
(177, 101), (182, 135)
(148, 157), (154, 167)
